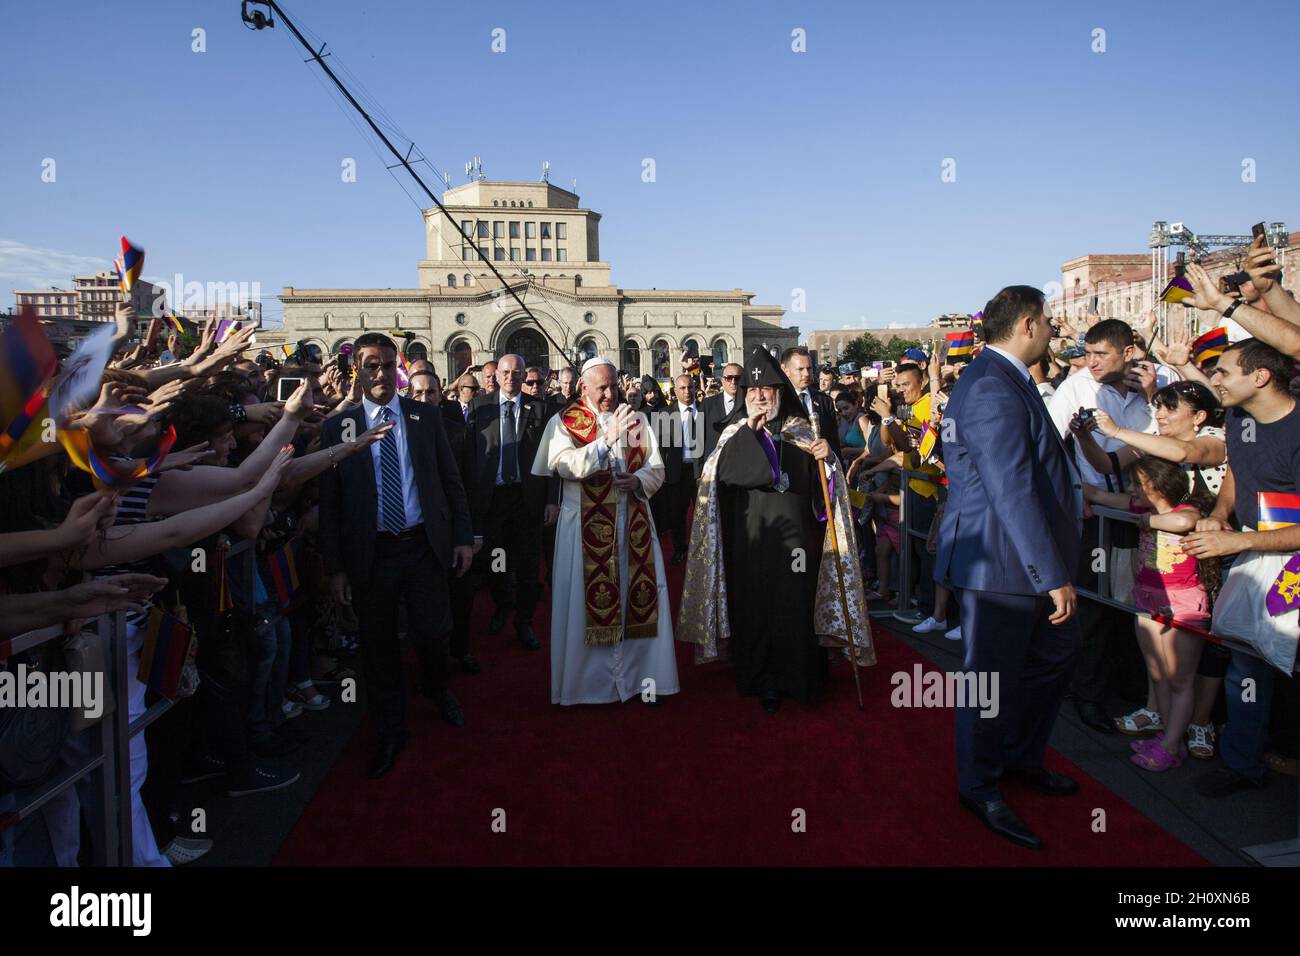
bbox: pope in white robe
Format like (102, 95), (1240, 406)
(531, 357), (680, 705)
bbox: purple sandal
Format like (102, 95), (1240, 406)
(1131, 731), (1165, 753)
(1131, 738), (1185, 772)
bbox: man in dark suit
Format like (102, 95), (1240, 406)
(461, 353), (549, 650)
(661, 374), (705, 564)
(410, 369), (482, 675)
(934, 286), (1083, 849)
(701, 361), (747, 460)
(781, 346), (841, 460)
(320, 334), (474, 779)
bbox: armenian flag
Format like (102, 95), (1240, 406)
(138, 608), (195, 699)
(59, 423), (177, 488)
(0, 306), (57, 466)
(1191, 327), (1229, 366)
(118, 236), (144, 293)
(1160, 275), (1195, 304)
(945, 329), (975, 360)
(1258, 491), (1300, 531)
(267, 540), (302, 608)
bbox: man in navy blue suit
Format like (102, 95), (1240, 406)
(934, 286), (1084, 849)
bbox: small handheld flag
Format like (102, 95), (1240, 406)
(118, 236), (144, 293)
(1160, 276), (1195, 304)
(138, 608), (196, 700)
(0, 305), (58, 465)
(214, 319), (242, 344)
(944, 329), (975, 360)
(918, 422), (940, 462)
(1258, 491), (1300, 531)
(267, 540), (303, 608)
(59, 423), (177, 488)
(1191, 327), (1229, 366)
(162, 310), (187, 334)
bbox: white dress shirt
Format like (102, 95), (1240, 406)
(984, 344), (1032, 382)
(1047, 368), (1155, 489)
(496, 390), (523, 485)
(679, 402), (700, 463)
(362, 394), (423, 530)
(723, 393), (736, 416)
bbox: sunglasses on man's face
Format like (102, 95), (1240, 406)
(723, 374), (742, 382)
(524, 379), (542, 386)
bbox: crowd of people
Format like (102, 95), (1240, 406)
(1, 228), (1296, 864)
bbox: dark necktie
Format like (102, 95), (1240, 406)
(377, 407), (405, 532)
(685, 406), (696, 462)
(802, 392), (813, 417)
(501, 398), (518, 484)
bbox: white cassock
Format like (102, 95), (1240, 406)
(532, 402), (680, 705)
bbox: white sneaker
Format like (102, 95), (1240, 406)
(912, 616), (948, 634)
(944, 624), (962, 641)
(281, 700), (304, 720)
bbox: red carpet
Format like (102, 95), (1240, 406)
(275, 541), (1206, 866)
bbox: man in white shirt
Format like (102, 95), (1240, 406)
(663, 375), (703, 564)
(1047, 320), (1156, 492)
(1045, 319), (1153, 734)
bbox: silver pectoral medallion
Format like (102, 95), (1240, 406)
(775, 471), (790, 493)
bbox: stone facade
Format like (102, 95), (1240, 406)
(275, 181), (794, 381)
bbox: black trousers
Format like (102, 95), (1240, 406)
(665, 461), (699, 556)
(956, 587), (1080, 801)
(454, 486), (543, 636)
(353, 532), (450, 746)
(1069, 516), (1134, 705)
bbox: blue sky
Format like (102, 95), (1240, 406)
(2, 0), (1297, 333)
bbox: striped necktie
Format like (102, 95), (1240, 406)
(377, 406), (405, 533)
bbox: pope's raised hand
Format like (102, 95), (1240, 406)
(602, 403), (636, 444)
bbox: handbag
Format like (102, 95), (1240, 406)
(1211, 538), (1299, 674)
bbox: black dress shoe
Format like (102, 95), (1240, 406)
(368, 741), (404, 779)
(761, 693), (782, 715)
(958, 795), (1042, 849)
(1073, 699), (1116, 734)
(434, 688), (465, 727)
(457, 653), (481, 674)
(516, 624), (541, 651)
(1005, 767), (1080, 796)
(488, 609), (508, 634)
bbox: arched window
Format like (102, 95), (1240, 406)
(527, 201), (533, 207)
(463, 274), (471, 287)
(450, 340), (473, 380)
(683, 338), (701, 359)
(577, 337), (599, 362)
(712, 339), (728, 369)
(652, 338), (671, 378)
(447, 274), (457, 288)
(407, 341), (428, 362)
(622, 339), (641, 374)
(575, 275), (582, 287)
(493, 200), (498, 207)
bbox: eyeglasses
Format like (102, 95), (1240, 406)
(723, 374), (742, 381)
(524, 379), (542, 386)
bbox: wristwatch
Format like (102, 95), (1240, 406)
(1221, 299), (1243, 321)
(882, 416), (897, 426)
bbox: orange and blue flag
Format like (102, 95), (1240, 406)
(1191, 327), (1229, 366)
(138, 608), (195, 699)
(1258, 492), (1300, 531)
(118, 236), (144, 293)
(945, 329), (975, 360)
(0, 306), (57, 465)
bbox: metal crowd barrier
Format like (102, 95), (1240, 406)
(1, 537), (259, 867)
(0, 612), (123, 865)
(875, 469), (1298, 866)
